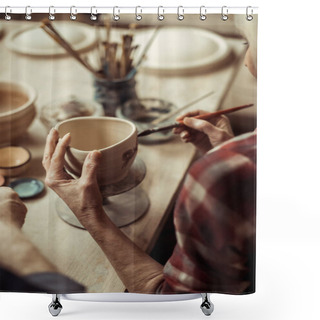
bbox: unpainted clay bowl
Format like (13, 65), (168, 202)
(0, 81), (37, 145)
(0, 146), (31, 177)
(55, 117), (138, 186)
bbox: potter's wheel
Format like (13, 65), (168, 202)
(55, 156), (149, 229)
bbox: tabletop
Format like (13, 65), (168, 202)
(0, 20), (255, 293)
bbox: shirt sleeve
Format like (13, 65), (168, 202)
(159, 134), (256, 294)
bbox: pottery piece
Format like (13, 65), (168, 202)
(55, 117), (138, 186)
(116, 98), (177, 144)
(9, 178), (44, 199)
(0, 81), (37, 145)
(40, 96), (104, 131)
(0, 145), (31, 176)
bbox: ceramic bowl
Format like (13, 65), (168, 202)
(0, 146), (31, 177)
(55, 117), (138, 186)
(0, 81), (37, 145)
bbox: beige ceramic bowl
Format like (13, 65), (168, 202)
(0, 146), (31, 177)
(0, 81), (37, 145)
(55, 117), (138, 186)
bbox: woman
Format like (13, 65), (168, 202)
(43, 16), (257, 294)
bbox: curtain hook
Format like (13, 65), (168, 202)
(177, 6), (184, 21)
(157, 6), (164, 21)
(113, 6), (120, 21)
(70, 6), (77, 20)
(246, 6), (254, 21)
(221, 6), (228, 21)
(135, 6), (142, 21)
(5, 6), (12, 21)
(25, 6), (32, 20)
(90, 6), (98, 21)
(200, 6), (207, 21)
(49, 6), (55, 20)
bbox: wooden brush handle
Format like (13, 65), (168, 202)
(176, 104), (254, 124)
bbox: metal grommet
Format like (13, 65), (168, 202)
(221, 6), (228, 21)
(177, 6), (184, 21)
(5, 6), (12, 21)
(135, 6), (142, 21)
(25, 6), (32, 20)
(90, 6), (98, 21)
(200, 6), (207, 21)
(246, 6), (253, 21)
(49, 6), (55, 21)
(70, 6), (77, 20)
(113, 6), (120, 21)
(157, 6), (164, 21)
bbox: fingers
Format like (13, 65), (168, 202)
(180, 130), (192, 142)
(80, 150), (102, 185)
(175, 109), (204, 122)
(173, 126), (185, 135)
(183, 117), (219, 136)
(42, 128), (59, 171)
(210, 115), (230, 127)
(48, 132), (71, 175)
(174, 112), (226, 136)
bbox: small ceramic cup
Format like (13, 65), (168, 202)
(55, 117), (138, 186)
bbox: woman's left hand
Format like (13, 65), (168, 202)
(42, 129), (104, 229)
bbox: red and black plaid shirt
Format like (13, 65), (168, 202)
(158, 131), (256, 294)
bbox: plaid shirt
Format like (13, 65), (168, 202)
(158, 131), (256, 294)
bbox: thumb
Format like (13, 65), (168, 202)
(81, 150), (102, 184)
(184, 117), (219, 136)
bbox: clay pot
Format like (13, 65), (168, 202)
(0, 81), (37, 145)
(55, 117), (138, 186)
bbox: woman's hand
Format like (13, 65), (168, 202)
(42, 128), (104, 229)
(0, 187), (27, 229)
(173, 110), (234, 154)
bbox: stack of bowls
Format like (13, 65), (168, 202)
(0, 81), (37, 145)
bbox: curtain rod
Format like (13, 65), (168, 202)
(0, 6), (258, 15)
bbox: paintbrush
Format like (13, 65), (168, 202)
(40, 19), (105, 79)
(138, 104), (254, 137)
(125, 26), (160, 79)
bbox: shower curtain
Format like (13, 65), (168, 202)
(0, 9), (257, 296)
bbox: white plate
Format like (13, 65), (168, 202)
(134, 26), (232, 75)
(5, 22), (97, 57)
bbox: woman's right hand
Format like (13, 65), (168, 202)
(173, 110), (234, 154)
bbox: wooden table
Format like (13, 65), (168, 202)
(0, 21), (255, 293)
